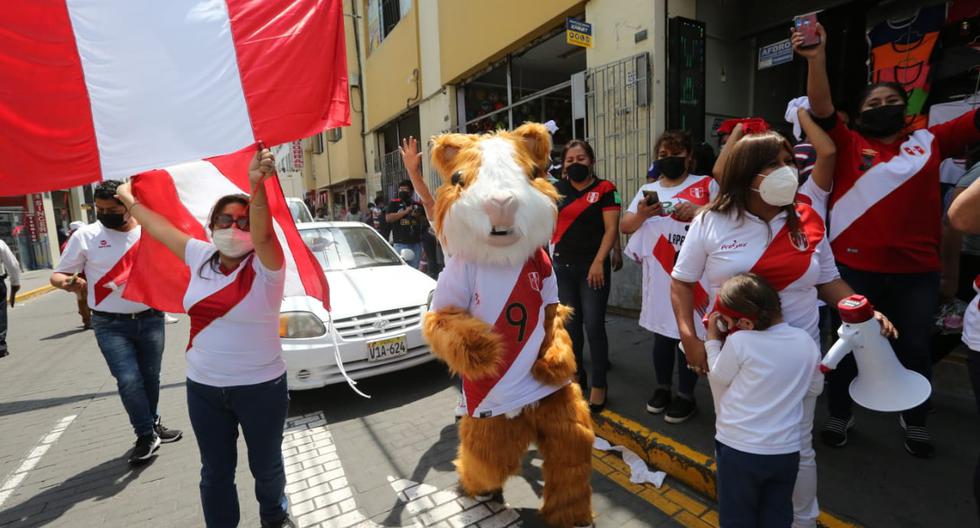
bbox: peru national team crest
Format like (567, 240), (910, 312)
(789, 230), (810, 252)
(586, 192), (600, 204)
(528, 271), (542, 292)
(689, 187), (705, 200)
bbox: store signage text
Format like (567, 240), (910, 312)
(758, 38), (793, 70)
(566, 19), (593, 48)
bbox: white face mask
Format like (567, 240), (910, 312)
(212, 228), (254, 258)
(753, 165), (799, 207)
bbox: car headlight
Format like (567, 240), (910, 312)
(426, 290), (435, 312)
(279, 312), (327, 338)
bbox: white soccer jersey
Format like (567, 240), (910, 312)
(624, 176), (716, 339)
(182, 239), (286, 387)
(55, 222), (150, 314)
(431, 248), (562, 418)
(672, 204), (839, 344)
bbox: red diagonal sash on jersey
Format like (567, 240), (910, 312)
(93, 240), (142, 306)
(186, 256), (257, 351)
(749, 204), (824, 291)
(673, 177), (713, 207)
(653, 235), (709, 315)
(552, 180), (616, 244)
(464, 249), (550, 416)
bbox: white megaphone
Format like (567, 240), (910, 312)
(820, 295), (931, 412)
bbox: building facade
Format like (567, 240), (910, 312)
(310, 0), (968, 309)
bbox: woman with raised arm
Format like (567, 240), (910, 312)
(116, 148), (295, 528)
(794, 21), (980, 458)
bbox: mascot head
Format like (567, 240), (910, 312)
(430, 123), (559, 267)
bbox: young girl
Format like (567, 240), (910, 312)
(706, 273), (822, 528)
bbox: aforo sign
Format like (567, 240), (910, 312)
(566, 19), (593, 48)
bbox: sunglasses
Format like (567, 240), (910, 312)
(214, 214), (250, 231)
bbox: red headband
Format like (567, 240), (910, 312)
(714, 300), (755, 323)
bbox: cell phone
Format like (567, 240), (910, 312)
(793, 13), (820, 48)
(643, 190), (659, 206)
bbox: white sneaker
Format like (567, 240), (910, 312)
(164, 313), (179, 325)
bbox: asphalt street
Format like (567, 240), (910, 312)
(0, 288), (697, 527)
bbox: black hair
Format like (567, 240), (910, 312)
(199, 194), (251, 279)
(93, 181), (124, 205)
(398, 179), (413, 191)
(692, 142), (717, 175)
(561, 139), (596, 165)
(856, 82), (908, 113)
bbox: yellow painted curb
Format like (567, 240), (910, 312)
(14, 284), (56, 303)
(592, 409), (862, 528)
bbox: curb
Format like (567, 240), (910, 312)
(14, 284), (56, 303)
(592, 409), (862, 528)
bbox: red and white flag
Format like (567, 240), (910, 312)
(1, 0), (349, 195)
(123, 145), (330, 313)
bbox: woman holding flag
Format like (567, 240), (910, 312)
(552, 139), (622, 413)
(670, 130), (895, 528)
(115, 148), (295, 528)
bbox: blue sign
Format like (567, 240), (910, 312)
(566, 19), (593, 48)
(758, 38), (793, 70)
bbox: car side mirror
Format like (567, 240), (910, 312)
(399, 248), (416, 262)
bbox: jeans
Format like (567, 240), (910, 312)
(187, 374), (290, 527)
(0, 281), (7, 353)
(555, 260), (611, 390)
(826, 265), (938, 426)
(394, 242), (422, 270)
(92, 311), (165, 437)
(652, 333), (697, 397)
(716, 441), (800, 528)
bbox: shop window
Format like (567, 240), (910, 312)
(458, 25), (585, 139)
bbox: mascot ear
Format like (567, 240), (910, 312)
(431, 134), (474, 181)
(512, 122), (553, 171)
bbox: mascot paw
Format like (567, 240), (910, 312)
(423, 308), (503, 379)
(532, 304), (577, 385)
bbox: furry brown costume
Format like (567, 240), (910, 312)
(422, 123), (594, 527)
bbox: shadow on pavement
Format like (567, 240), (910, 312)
(288, 361), (452, 422)
(380, 424), (458, 526)
(0, 455), (155, 527)
(0, 382), (185, 419)
(39, 328), (89, 341)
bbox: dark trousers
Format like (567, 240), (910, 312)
(652, 333), (697, 397)
(555, 261), (611, 390)
(969, 350), (980, 522)
(421, 229), (442, 279)
(187, 374), (290, 527)
(0, 281), (7, 353)
(716, 441), (799, 528)
(92, 311), (165, 437)
(826, 265), (938, 426)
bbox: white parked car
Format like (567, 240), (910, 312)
(280, 222), (437, 390)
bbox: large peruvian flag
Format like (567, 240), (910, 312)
(1, 0), (349, 195)
(123, 145), (330, 312)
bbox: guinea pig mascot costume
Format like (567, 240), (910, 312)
(423, 123), (595, 527)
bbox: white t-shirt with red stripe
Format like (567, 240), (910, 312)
(624, 175), (717, 339)
(671, 204), (839, 344)
(963, 275), (980, 353)
(431, 249), (562, 418)
(826, 110), (980, 273)
(55, 222), (150, 314)
(182, 239), (286, 387)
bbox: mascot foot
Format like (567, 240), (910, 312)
(473, 489), (504, 502)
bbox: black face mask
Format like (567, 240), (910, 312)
(398, 191), (412, 202)
(858, 104), (907, 138)
(659, 156), (688, 180)
(566, 163), (591, 183)
(97, 212), (127, 230)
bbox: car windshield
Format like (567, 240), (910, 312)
(300, 226), (402, 271)
(288, 200), (313, 223)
